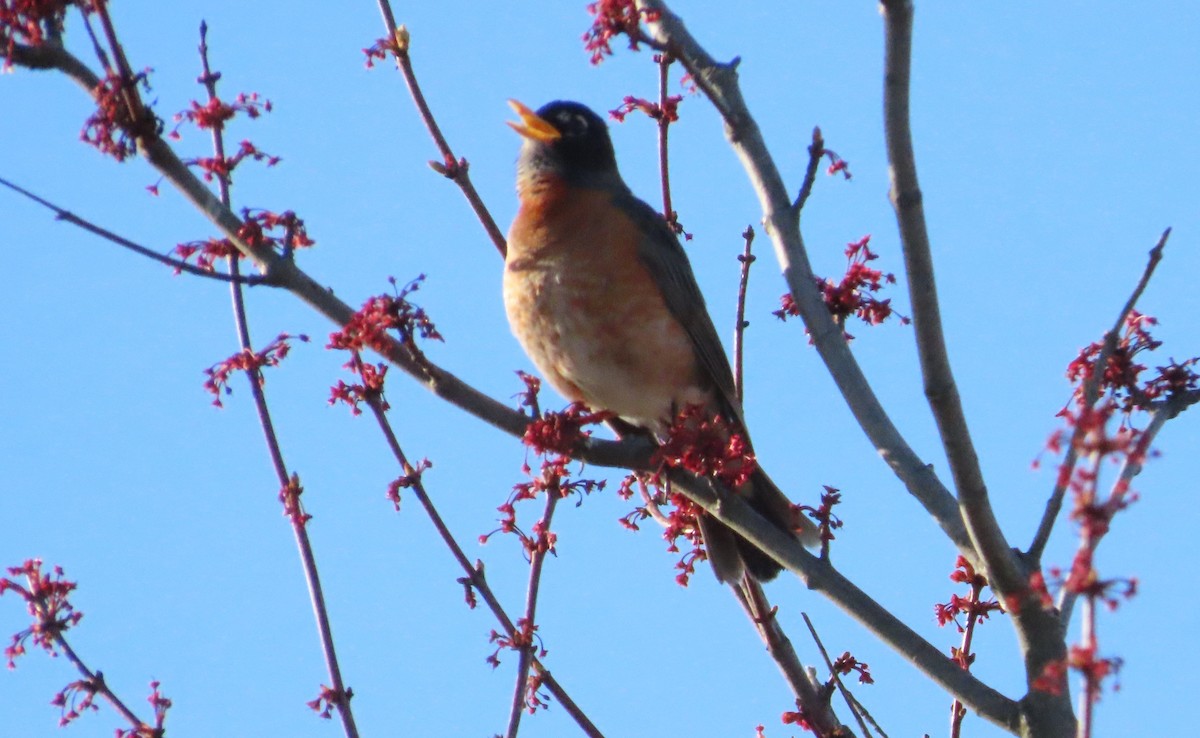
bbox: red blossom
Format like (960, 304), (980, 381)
(796, 485), (842, 547)
(1032, 659), (1068, 696)
(832, 651), (874, 685)
(174, 91), (271, 133)
(483, 384), (607, 556)
(1069, 644), (1123, 703)
(582, 0), (659, 64)
(654, 404), (757, 490)
(185, 139), (280, 182)
(0, 559), (83, 669)
(0, 0), (71, 68)
(1063, 311), (1198, 415)
(203, 333), (307, 407)
(781, 709), (813, 730)
(306, 684), (350, 720)
(486, 618), (546, 670)
(279, 474), (311, 526)
(521, 402), (611, 456)
(327, 276), (442, 356)
(172, 209), (313, 273)
(385, 459), (431, 511)
(609, 94), (682, 123)
(81, 69), (157, 162)
(775, 235), (908, 338)
(51, 678), (98, 727)
(934, 556), (1003, 631)
(329, 351), (390, 416)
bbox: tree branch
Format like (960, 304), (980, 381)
(635, 0), (974, 558)
(0, 176), (265, 284)
(374, 1), (508, 257)
(878, 5), (1074, 735)
(1027, 228), (1171, 562)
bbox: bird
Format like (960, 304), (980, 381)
(503, 99), (818, 583)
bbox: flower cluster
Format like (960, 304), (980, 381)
(173, 91), (271, 134)
(0, 0), (71, 68)
(185, 139), (280, 182)
(81, 69), (157, 162)
(654, 404), (757, 490)
(934, 556), (1003, 633)
(362, 25), (409, 68)
(1064, 311), (1199, 415)
(112, 681), (170, 737)
(609, 94), (682, 124)
(486, 617), (545, 673)
(484, 400), (607, 556)
(306, 684), (350, 720)
(582, 0), (658, 64)
(0, 559), (82, 669)
(279, 473), (310, 526)
(385, 459), (432, 512)
(775, 235), (908, 338)
(832, 651), (874, 685)
(327, 276), (442, 357)
(172, 209), (314, 272)
(796, 485), (843, 548)
(329, 351), (390, 416)
(202, 333), (308, 407)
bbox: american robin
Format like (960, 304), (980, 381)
(504, 99), (818, 583)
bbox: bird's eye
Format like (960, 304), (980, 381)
(557, 112), (590, 138)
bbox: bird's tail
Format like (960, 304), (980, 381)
(701, 467), (819, 584)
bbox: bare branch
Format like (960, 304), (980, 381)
(374, 2), (508, 256)
(793, 127), (825, 214)
(732, 580), (846, 735)
(733, 226), (755, 403)
(635, 0), (974, 557)
(0, 176), (264, 285)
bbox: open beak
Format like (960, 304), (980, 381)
(507, 100), (561, 142)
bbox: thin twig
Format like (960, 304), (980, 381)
(0, 176), (264, 284)
(366, 397), (604, 738)
(505, 490), (560, 738)
(374, 0), (507, 256)
(948, 581), (984, 738)
(656, 51), (675, 223)
(49, 635), (153, 734)
(196, 26), (359, 737)
(802, 613), (880, 738)
(731, 579), (844, 736)
(793, 127), (825, 214)
(1028, 228), (1171, 562)
(733, 226), (755, 403)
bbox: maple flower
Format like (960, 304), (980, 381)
(654, 404), (757, 489)
(327, 276), (442, 355)
(582, 0), (659, 64)
(0, 559), (83, 668)
(0, 0), (71, 68)
(776, 235), (908, 338)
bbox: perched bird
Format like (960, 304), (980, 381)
(504, 99), (817, 583)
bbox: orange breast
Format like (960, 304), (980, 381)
(504, 180), (709, 431)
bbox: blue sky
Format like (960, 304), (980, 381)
(3, 2), (1198, 737)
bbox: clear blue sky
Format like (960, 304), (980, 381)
(3, 2), (1198, 737)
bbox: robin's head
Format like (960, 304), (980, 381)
(508, 100), (619, 187)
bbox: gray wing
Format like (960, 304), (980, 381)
(614, 190), (750, 437)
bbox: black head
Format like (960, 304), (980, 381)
(509, 99), (619, 184)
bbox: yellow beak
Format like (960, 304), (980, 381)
(506, 100), (561, 142)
